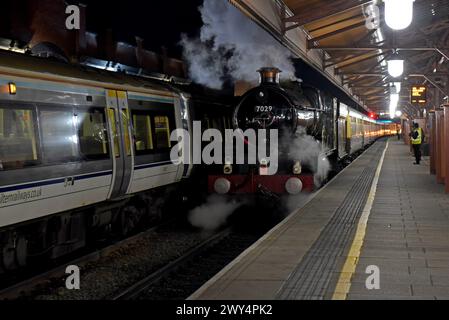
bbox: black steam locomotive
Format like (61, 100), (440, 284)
(208, 68), (393, 196)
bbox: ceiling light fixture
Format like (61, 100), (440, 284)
(387, 52), (405, 78)
(384, 0), (415, 30)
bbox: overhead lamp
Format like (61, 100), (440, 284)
(394, 82), (402, 93)
(389, 93), (399, 119)
(395, 110), (403, 118)
(387, 53), (404, 78)
(384, 0), (415, 30)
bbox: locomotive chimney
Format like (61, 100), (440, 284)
(258, 67), (281, 85)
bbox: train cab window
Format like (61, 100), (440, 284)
(154, 116), (172, 149)
(77, 108), (110, 160)
(0, 106), (39, 170)
(303, 88), (320, 109)
(40, 109), (78, 163)
(132, 113), (154, 154)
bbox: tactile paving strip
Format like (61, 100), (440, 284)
(276, 141), (386, 300)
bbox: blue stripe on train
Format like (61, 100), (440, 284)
(0, 171), (113, 193)
(0, 160), (175, 193)
(134, 161), (173, 170)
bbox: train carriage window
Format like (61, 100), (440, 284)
(132, 112), (154, 154)
(154, 115), (171, 149)
(77, 108), (110, 160)
(0, 106), (39, 170)
(40, 109), (78, 163)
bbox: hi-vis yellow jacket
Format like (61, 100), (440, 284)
(411, 128), (423, 145)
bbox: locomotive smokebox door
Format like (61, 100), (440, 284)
(233, 68), (297, 137)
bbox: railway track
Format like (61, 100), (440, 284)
(0, 219), (176, 300)
(112, 228), (233, 300)
(112, 227), (269, 301)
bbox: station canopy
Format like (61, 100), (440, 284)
(282, 0), (449, 116)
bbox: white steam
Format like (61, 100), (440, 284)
(287, 131), (331, 188)
(180, 0), (295, 89)
(188, 195), (242, 231)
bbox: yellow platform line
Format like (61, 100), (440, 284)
(332, 140), (389, 300)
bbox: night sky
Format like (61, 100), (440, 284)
(69, 0), (205, 57)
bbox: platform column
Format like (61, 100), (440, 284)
(443, 104), (449, 193)
(429, 111), (436, 175)
(435, 110), (445, 184)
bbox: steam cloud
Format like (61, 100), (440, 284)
(286, 130), (331, 188)
(180, 0), (295, 89)
(188, 195), (243, 231)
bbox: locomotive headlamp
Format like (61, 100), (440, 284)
(259, 158), (269, 176)
(8, 82), (17, 95)
(224, 158), (233, 175)
(224, 164), (233, 175)
(293, 161), (302, 175)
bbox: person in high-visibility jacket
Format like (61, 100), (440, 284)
(410, 123), (424, 165)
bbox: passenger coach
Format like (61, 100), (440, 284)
(0, 51), (192, 271)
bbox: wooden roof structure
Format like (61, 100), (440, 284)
(281, 0), (449, 116)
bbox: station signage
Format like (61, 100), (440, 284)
(411, 86), (427, 105)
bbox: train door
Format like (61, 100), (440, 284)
(106, 90), (134, 199)
(346, 114), (352, 154)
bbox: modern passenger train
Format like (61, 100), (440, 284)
(0, 50), (232, 273)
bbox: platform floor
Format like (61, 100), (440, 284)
(190, 139), (449, 300)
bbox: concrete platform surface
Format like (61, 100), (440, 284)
(189, 139), (449, 300)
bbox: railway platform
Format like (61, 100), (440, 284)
(190, 139), (449, 300)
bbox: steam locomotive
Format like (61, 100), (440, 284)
(208, 68), (397, 197)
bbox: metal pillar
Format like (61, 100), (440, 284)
(445, 105), (449, 194)
(435, 110), (445, 184)
(429, 111), (436, 175)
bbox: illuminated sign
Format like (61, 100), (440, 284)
(411, 86), (427, 104)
